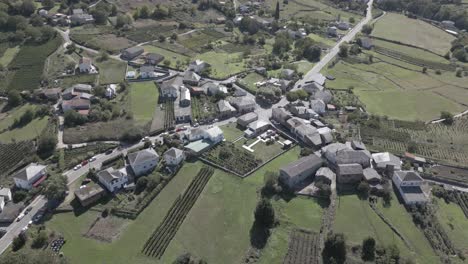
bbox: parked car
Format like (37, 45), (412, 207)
(16, 213), (25, 222)
(73, 164), (82, 171)
(88, 156), (96, 162)
(81, 160), (88, 166)
(25, 207), (32, 214)
(105, 149), (113, 155)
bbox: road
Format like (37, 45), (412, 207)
(293, 0), (374, 89)
(55, 28), (99, 55)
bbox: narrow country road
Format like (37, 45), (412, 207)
(55, 28), (99, 54)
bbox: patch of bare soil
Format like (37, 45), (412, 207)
(84, 216), (130, 243)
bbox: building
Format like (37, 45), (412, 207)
(164, 147), (185, 166)
(229, 97), (256, 113)
(287, 117), (323, 147)
(337, 21), (350, 30)
(160, 79), (178, 98)
(106, 84), (117, 98)
(271, 107), (292, 126)
(12, 163), (47, 190)
(310, 99), (326, 114)
(40, 88), (61, 100)
(140, 66), (156, 79)
(70, 12), (94, 25)
(363, 167), (382, 184)
(237, 112), (258, 127)
(317, 127), (333, 144)
(244, 120), (270, 138)
(73, 84), (93, 93)
(121, 46), (144, 60)
(62, 98), (91, 112)
(0, 188), (12, 202)
(186, 126), (224, 144)
(179, 86), (191, 107)
(127, 148), (159, 177)
(188, 60), (210, 73)
(312, 89), (333, 104)
(327, 26), (338, 36)
(372, 152), (401, 173)
(207, 84), (228, 95)
(74, 184), (106, 207)
(98, 167), (129, 193)
(78, 57), (93, 73)
(279, 154), (323, 189)
(217, 100), (236, 118)
(351, 140), (366, 150)
(337, 163), (363, 184)
(145, 53), (165, 65)
(392, 171), (429, 205)
(289, 105), (317, 119)
(183, 71), (201, 86)
(281, 69), (295, 80)
(334, 149), (371, 168)
(303, 82), (324, 94)
(404, 152), (427, 166)
(315, 167), (334, 185)
(360, 37), (373, 50)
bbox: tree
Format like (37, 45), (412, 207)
(323, 233), (347, 264)
(362, 237), (376, 261)
(361, 24), (373, 35)
(116, 14), (132, 28)
(286, 91), (299, 102)
(349, 17), (355, 23)
(42, 0), (55, 9)
(303, 45), (321, 61)
(254, 198), (275, 228)
(44, 174), (68, 201)
(20, 0), (36, 16)
(64, 110), (87, 127)
(338, 44), (348, 57)
(274, 1), (280, 20)
(440, 111), (454, 125)
(422, 67), (427, 74)
(357, 181), (369, 199)
(12, 234), (26, 251)
(92, 10), (108, 24)
(31, 231), (48, 249)
(295, 89), (309, 100)
(140, 5), (150, 18)
(159, 35), (166, 42)
(262, 171), (280, 196)
(7, 90), (22, 107)
(171, 33), (178, 40)
(163, 59), (171, 67)
(407, 141), (417, 153)
(37, 133), (57, 159)
(136, 176), (148, 192)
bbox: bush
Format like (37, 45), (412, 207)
(31, 231), (47, 249)
(13, 190), (27, 203)
(323, 233), (347, 264)
(362, 237), (376, 261)
(254, 198), (275, 228)
(12, 234), (26, 251)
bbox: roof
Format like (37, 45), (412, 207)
(399, 186), (428, 203)
(62, 98), (90, 108)
(335, 149), (370, 166)
(185, 139), (212, 153)
(239, 112), (258, 122)
(230, 97), (256, 108)
(313, 90), (332, 103)
(303, 82), (324, 93)
(146, 53), (164, 61)
(43, 88), (61, 95)
(79, 57), (92, 65)
(351, 140), (366, 150)
(307, 73), (326, 86)
(72, 84), (92, 92)
(184, 71), (201, 82)
(180, 86), (191, 101)
(12, 163), (46, 181)
(394, 171), (423, 182)
(164, 147), (184, 158)
(140, 65), (154, 72)
(248, 120), (270, 131)
(161, 79), (179, 92)
(363, 168), (381, 181)
(280, 154), (323, 178)
(124, 46), (144, 54)
(338, 163), (363, 175)
(316, 167), (335, 181)
(218, 100), (235, 112)
(205, 126), (223, 139)
(128, 148), (159, 166)
(372, 152), (401, 170)
(0, 188), (11, 197)
(98, 167), (127, 183)
(322, 143), (351, 163)
(272, 107), (291, 123)
(74, 184), (105, 201)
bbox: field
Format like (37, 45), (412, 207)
(203, 142), (261, 175)
(142, 45), (190, 69)
(0, 141), (35, 183)
(371, 13), (455, 55)
(95, 58), (127, 85)
(178, 29), (227, 53)
(0, 104), (38, 131)
(334, 194), (438, 263)
(238, 72), (264, 93)
(191, 95), (217, 122)
(196, 51), (246, 79)
(219, 123), (245, 141)
(435, 198), (468, 256)
(0, 46), (19, 67)
(283, 229), (320, 264)
(0, 117), (48, 143)
(70, 25), (136, 54)
(5, 36), (62, 91)
(63, 119), (136, 144)
(59, 73), (98, 88)
(129, 82), (159, 125)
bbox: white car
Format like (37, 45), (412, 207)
(88, 156), (96, 162)
(16, 213), (24, 222)
(73, 164), (82, 171)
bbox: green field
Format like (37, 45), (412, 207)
(196, 51), (246, 79)
(0, 46), (19, 67)
(372, 39), (448, 64)
(95, 58), (126, 85)
(0, 117), (48, 143)
(238, 72), (264, 93)
(142, 45), (190, 69)
(129, 81), (159, 125)
(435, 198), (468, 256)
(372, 13), (455, 55)
(0, 104), (38, 131)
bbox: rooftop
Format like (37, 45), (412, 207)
(280, 154), (323, 178)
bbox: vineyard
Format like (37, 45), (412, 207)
(202, 143), (261, 176)
(0, 141), (35, 181)
(283, 229), (320, 264)
(164, 100), (175, 130)
(142, 166), (214, 258)
(454, 192), (468, 219)
(373, 45), (455, 71)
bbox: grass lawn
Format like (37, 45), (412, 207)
(0, 46), (19, 67)
(294, 60), (316, 75)
(142, 45), (189, 69)
(308, 33), (335, 47)
(238, 72), (264, 93)
(0, 104), (38, 131)
(219, 122), (245, 141)
(251, 139), (286, 161)
(0, 117), (48, 143)
(372, 39), (448, 63)
(95, 58), (126, 85)
(129, 81), (159, 125)
(372, 13), (455, 55)
(60, 74), (97, 88)
(196, 51), (246, 79)
(435, 198), (468, 256)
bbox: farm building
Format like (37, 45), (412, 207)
(127, 148), (159, 177)
(12, 163), (47, 190)
(392, 171), (429, 205)
(121, 46), (144, 60)
(74, 185), (106, 207)
(237, 112), (258, 127)
(279, 154), (323, 189)
(337, 163), (363, 184)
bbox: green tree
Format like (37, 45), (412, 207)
(92, 9), (108, 24)
(31, 231), (48, 249)
(441, 111), (454, 125)
(323, 233), (347, 264)
(357, 181), (370, 199)
(136, 176), (148, 192)
(361, 24), (373, 35)
(44, 174), (68, 201)
(274, 1), (280, 20)
(42, 0), (55, 9)
(7, 90), (22, 107)
(338, 44), (348, 57)
(286, 91), (299, 102)
(254, 198), (275, 228)
(37, 133), (57, 159)
(362, 237), (376, 261)
(140, 5), (150, 18)
(12, 234), (26, 251)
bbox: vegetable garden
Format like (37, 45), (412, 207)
(202, 143), (261, 176)
(283, 229), (320, 264)
(164, 100), (175, 130)
(0, 141), (35, 181)
(142, 166), (214, 258)
(454, 192), (468, 219)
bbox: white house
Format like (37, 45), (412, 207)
(98, 167), (129, 193)
(164, 147), (185, 166)
(79, 57), (95, 73)
(140, 66), (156, 79)
(160, 80), (178, 98)
(106, 84), (117, 98)
(12, 163), (47, 190)
(127, 148), (159, 177)
(0, 188), (12, 201)
(392, 171), (429, 205)
(186, 126), (224, 143)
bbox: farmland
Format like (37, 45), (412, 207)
(219, 123), (245, 142)
(70, 25), (136, 54)
(191, 95), (217, 122)
(95, 58), (127, 85)
(203, 142), (261, 176)
(0, 46), (19, 67)
(129, 82), (159, 125)
(196, 51), (246, 79)
(63, 119), (136, 144)
(0, 141), (36, 184)
(283, 229), (320, 264)
(142, 45), (190, 69)
(435, 198), (468, 256)
(0, 116), (48, 143)
(238, 72), (265, 93)
(371, 13), (455, 55)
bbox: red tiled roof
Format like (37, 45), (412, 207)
(33, 175), (47, 187)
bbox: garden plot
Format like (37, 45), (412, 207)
(283, 229), (320, 264)
(84, 216), (130, 243)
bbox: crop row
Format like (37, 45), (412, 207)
(283, 229), (319, 264)
(455, 192), (468, 219)
(164, 100), (175, 130)
(0, 141), (36, 177)
(142, 167), (214, 258)
(203, 144), (260, 175)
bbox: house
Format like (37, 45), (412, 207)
(351, 140), (366, 150)
(0, 188), (12, 201)
(244, 120), (270, 138)
(279, 154), (323, 189)
(392, 171), (429, 205)
(404, 152), (427, 166)
(73, 84), (93, 93)
(281, 69), (295, 80)
(337, 163), (363, 184)
(70, 12), (94, 25)
(312, 89), (333, 104)
(217, 100), (236, 118)
(183, 71), (201, 86)
(308, 73), (326, 86)
(145, 53), (165, 65)
(215, 16), (226, 24)
(140, 66), (156, 79)
(74, 184), (106, 207)
(128, 148), (159, 177)
(188, 60), (210, 73)
(333, 149), (371, 168)
(289, 105), (318, 119)
(337, 21), (350, 30)
(186, 126), (224, 144)
(98, 167), (129, 193)
(207, 83), (228, 95)
(126, 71), (136, 79)
(363, 168), (382, 184)
(164, 147), (185, 166)
(311, 119), (326, 128)
(239, 5), (251, 14)
(62, 98), (91, 112)
(229, 97), (256, 113)
(315, 167), (334, 185)
(317, 127), (333, 144)
(121, 46), (144, 60)
(327, 26), (338, 36)
(175, 104), (192, 123)
(303, 82), (324, 94)
(78, 57), (93, 73)
(61, 87), (76, 100)
(287, 118), (323, 147)
(360, 38), (373, 50)
(180, 86), (191, 106)
(372, 152), (401, 173)
(41, 88), (61, 100)
(310, 99), (326, 114)
(106, 84), (117, 98)
(237, 112), (258, 127)
(271, 107), (292, 126)
(254, 67), (267, 75)
(12, 163), (47, 190)
(160, 80), (178, 98)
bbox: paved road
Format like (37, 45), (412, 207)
(293, 0), (374, 89)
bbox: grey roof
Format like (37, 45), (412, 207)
(336, 149), (370, 167)
(184, 71), (201, 82)
(394, 171), (423, 182)
(230, 96), (256, 108)
(322, 143), (351, 163)
(161, 80), (179, 92)
(0, 188), (10, 197)
(128, 148), (159, 166)
(281, 154), (323, 178)
(372, 152), (401, 170)
(146, 53), (164, 61)
(363, 168), (381, 181)
(272, 107), (292, 123)
(218, 100), (235, 112)
(164, 147), (184, 158)
(239, 112), (258, 122)
(303, 82), (324, 93)
(124, 46), (144, 55)
(248, 120), (270, 131)
(316, 167), (335, 181)
(338, 163), (363, 176)
(97, 167), (126, 183)
(140, 65), (154, 73)
(72, 84), (92, 92)
(400, 186), (428, 203)
(12, 163), (46, 181)
(74, 184), (105, 201)
(308, 73), (326, 86)
(310, 99), (326, 113)
(351, 140), (366, 150)
(313, 89), (332, 104)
